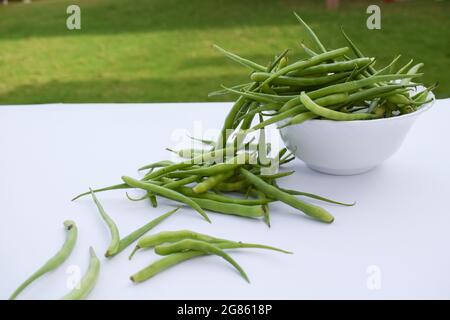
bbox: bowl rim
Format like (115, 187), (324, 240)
(281, 90), (435, 127)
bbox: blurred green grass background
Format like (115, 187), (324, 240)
(0, 0), (449, 104)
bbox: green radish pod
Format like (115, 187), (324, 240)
(122, 176), (211, 223)
(106, 207), (180, 258)
(154, 239), (250, 283)
(61, 247), (100, 300)
(240, 168), (334, 223)
(9, 220), (78, 300)
(300, 92), (379, 121)
(89, 189), (120, 257)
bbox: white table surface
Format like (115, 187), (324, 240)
(1, 99), (449, 300)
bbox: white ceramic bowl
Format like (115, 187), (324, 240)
(279, 92), (435, 175)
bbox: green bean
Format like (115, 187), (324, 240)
(277, 148), (288, 160)
(208, 83), (252, 97)
(176, 186), (269, 205)
(217, 97), (246, 148)
(75, 179), (167, 203)
(148, 192), (158, 208)
(344, 84), (414, 105)
(213, 51), (285, 149)
(251, 71), (351, 87)
(136, 230), (221, 246)
(144, 147), (236, 180)
(386, 91), (428, 107)
(130, 251), (203, 283)
(412, 87), (435, 110)
(253, 96), (348, 130)
(290, 57), (373, 76)
(340, 27), (377, 75)
(132, 229), (292, 257)
(293, 12), (327, 53)
(300, 42), (318, 57)
(278, 150), (294, 164)
(414, 92), (431, 105)
(154, 239), (250, 283)
(164, 167), (232, 179)
(168, 153), (251, 178)
(368, 89), (410, 102)
(275, 56), (288, 71)
(340, 31), (364, 58)
(279, 92), (349, 113)
(72, 183), (129, 201)
(138, 160), (175, 172)
(189, 146), (237, 163)
(347, 59), (373, 79)
(272, 86), (303, 94)
(130, 240), (291, 283)
(300, 92), (379, 121)
(307, 74), (421, 101)
(122, 176), (211, 223)
(280, 154), (295, 165)
(232, 100), (253, 126)
(277, 187), (355, 206)
(276, 94), (320, 113)
(126, 192), (148, 202)
(252, 189), (270, 227)
(214, 240), (292, 254)
(222, 86), (279, 104)
(166, 148), (207, 159)
(401, 62), (424, 85)
(396, 59), (414, 74)
(241, 91), (295, 104)
(106, 207), (180, 258)
(389, 57), (401, 74)
(187, 134), (216, 146)
(143, 180), (164, 186)
(217, 83), (259, 149)
(268, 49), (291, 72)
(412, 83), (437, 101)
(220, 173), (244, 183)
(213, 44), (266, 72)
(373, 55), (402, 76)
(279, 111), (317, 128)
(235, 103), (282, 123)
(275, 96), (307, 111)
(190, 197), (265, 218)
(260, 47), (349, 87)
(257, 119), (270, 167)
(161, 175), (200, 189)
(250, 107), (304, 131)
(192, 169), (235, 194)
(143, 163), (193, 180)
(259, 171), (295, 180)
(386, 94), (412, 105)
(349, 58), (378, 82)
(62, 247), (100, 300)
(344, 65), (362, 82)
(130, 230), (226, 258)
(89, 189), (120, 256)
(215, 179), (249, 192)
(9, 220), (77, 300)
(240, 168), (334, 223)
